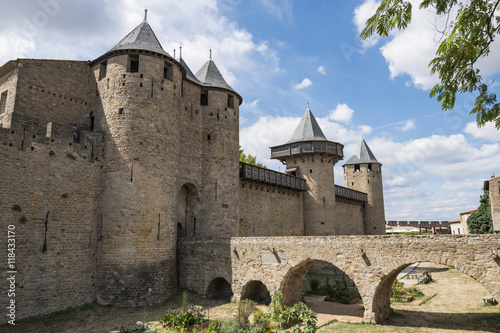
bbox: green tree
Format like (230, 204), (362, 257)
(467, 189), (494, 233)
(239, 146), (266, 168)
(360, 0), (500, 129)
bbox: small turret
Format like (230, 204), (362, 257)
(343, 138), (385, 235)
(270, 105), (344, 235)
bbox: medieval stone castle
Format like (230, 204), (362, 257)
(0, 16), (386, 321)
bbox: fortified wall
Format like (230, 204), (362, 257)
(0, 15), (389, 324)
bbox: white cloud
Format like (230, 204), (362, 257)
(398, 119), (416, 132)
(328, 103), (354, 123)
(317, 65), (326, 75)
(0, 0), (282, 92)
(353, 0), (381, 48)
(354, 0), (500, 90)
(293, 78), (312, 90)
(464, 121), (500, 142)
(257, 0), (294, 24)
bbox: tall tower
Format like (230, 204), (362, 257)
(195, 56), (241, 237)
(270, 105), (344, 235)
(343, 138), (385, 235)
(89, 15), (184, 305)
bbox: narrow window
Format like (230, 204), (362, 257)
(200, 89), (208, 106)
(227, 94), (234, 109)
(128, 55), (139, 73)
(164, 62), (173, 81)
(367, 163), (372, 171)
(1, 91), (8, 114)
(99, 61), (107, 80)
(354, 164), (360, 172)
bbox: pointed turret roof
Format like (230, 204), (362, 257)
(344, 138), (380, 165)
(287, 105), (328, 143)
(108, 18), (169, 57)
(195, 59), (234, 91)
(177, 55), (200, 83)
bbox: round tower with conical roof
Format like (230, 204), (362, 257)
(89, 14), (187, 305)
(270, 105), (344, 235)
(193, 53), (242, 237)
(343, 138), (385, 235)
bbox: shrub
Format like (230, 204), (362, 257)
(220, 318), (240, 333)
(158, 305), (207, 330)
(12, 205), (21, 211)
(390, 279), (424, 302)
(322, 276), (359, 304)
(236, 299), (256, 329)
(66, 153), (76, 159)
(207, 319), (222, 333)
(252, 308), (272, 333)
(61, 193), (68, 198)
(269, 290), (283, 319)
(19, 215), (27, 223)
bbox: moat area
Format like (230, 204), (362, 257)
(3, 262), (499, 333)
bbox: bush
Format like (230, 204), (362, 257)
(269, 290), (283, 320)
(322, 276), (359, 304)
(236, 299), (256, 329)
(390, 279), (424, 302)
(158, 305), (207, 330)
(207, 319), (222, 333)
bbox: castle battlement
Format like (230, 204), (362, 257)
(0, 113), (102, 162)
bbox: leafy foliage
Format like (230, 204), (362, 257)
(467, 189), (494, 233)
(158, 305), (207, 330)
(239, 146), (266, 168)
(390, 279), (424, 302)
(322, 276), (360, 304)
(361, 0), (500, 129)
(269, 290), (284, 319)
(309, 277), (321, 292)
(235, 299), (256, 329)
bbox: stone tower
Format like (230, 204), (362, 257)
(89, 15), (183, 305)
(270, 105), (344, 235)
(343, 138), (385, 235)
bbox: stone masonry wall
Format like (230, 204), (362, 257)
(334, 201), (364, 234)
(238, 181), (304, 236)
(177, 238), (232, 295)
(488, 177), (500, 232)
(0, 130), (103, 323)
(0, 64), (18, 128)
(14, 60), (91, 127)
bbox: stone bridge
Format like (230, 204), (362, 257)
(178, 234), (500, 323)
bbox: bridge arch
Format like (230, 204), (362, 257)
(240, 280), (271, 304)
(279, 259), (362, 307)
(206, 277), (232, 300)
(373, 252), (500, 323)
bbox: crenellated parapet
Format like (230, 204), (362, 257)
(0, 113), (103, 162)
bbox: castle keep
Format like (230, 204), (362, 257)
(0, 16), (385, 321)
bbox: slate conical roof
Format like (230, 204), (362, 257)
(195, 59), (234, 91)
(344, 138), (380, 165)
(108, 19), (170, 57)
(177, 56), (200, 83)
(288, 105), (328, 143)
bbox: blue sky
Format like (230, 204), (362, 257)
(1, 0), (499, 221)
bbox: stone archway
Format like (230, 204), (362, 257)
(280, 259), (362, 307)
(177, 183), (199, 238)
(206, 277), (233, 300)
(241, 280), (271, 304)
